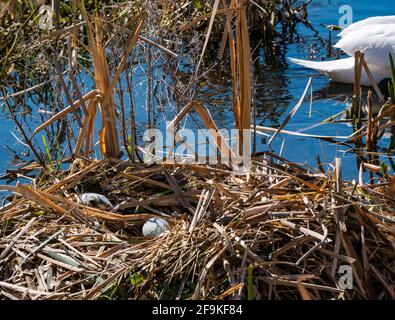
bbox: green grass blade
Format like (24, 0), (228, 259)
(247, 264), (253, 300)
(41, 134), (55, 170)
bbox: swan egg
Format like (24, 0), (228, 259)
(142, 218), (169, 237)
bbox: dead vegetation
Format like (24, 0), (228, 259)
(0, 154), (394, 300)
(0, 0), (395, 300)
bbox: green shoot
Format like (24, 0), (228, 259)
(247, 264), (253, 300)
(41, 134), (55, 171)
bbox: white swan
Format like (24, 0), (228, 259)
(289, 16), (395, 86)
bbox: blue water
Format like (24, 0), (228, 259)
(274, 0), (394, 177)
(0, 0), (394, 184)
(198, 0), (395, 179)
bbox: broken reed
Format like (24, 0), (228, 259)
(215, 0), (252, 153)
(350, 51), (395, 166)
(1, 0), (314, 168)
(352, 51), (363, 129)
(0, 155), (394, 300)
(351, 51), (385, 123)
(181, 0), (253, 157)
(366, 90), (378, 152)
(30, 4), (145, 162)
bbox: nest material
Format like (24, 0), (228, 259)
(0, 156), (394, 300)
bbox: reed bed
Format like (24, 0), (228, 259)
(1, 0), (395, 301)
(0, 154), (394, 300)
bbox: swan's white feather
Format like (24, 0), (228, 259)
(334, 24), (395, 67)
(288, 57), (382, 85)
(289, 16), (395, 85)
(339, 16), (395, 38)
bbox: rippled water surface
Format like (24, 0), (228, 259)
(198, 0), (394, 179)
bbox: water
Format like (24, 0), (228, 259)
(281, 0), (393, 178)
(0, 0), (394, 184)
(197, 0), (395, 179)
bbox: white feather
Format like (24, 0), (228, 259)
(289, 16), (395, 85)
(339, 16), (395, 38)
(334, 25), (395, 65)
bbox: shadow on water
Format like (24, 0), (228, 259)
(253, 45), (293, 127)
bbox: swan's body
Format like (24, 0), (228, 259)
(338, 16), (395, 38)
(289, 16), (395, 86)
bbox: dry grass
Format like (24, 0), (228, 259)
(0, 154), (394, 300)
(1, 0), (395, 301)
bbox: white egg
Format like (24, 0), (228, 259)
(142, 218), (169, 237)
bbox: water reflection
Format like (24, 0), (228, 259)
(1, 0), (394, 182)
